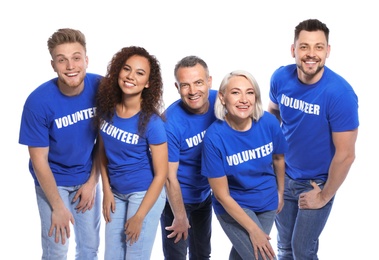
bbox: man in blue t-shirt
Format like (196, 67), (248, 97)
(19, 28), (102, 259)
(268, 19), (359, 260)
(160, 56), (217, 260)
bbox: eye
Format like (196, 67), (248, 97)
(195, 80), (204, 86)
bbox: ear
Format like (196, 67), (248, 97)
(51, 60), (57, 72)
(175, 82), (180, 92)
(326, 45), (331, 58)
(144, 82), (149, 89)
(218, 91), (225, 105)
(207, 76), (213, 89)
(291, 44), (295, 58)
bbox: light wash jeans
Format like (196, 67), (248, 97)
(275, 174), (334, 260)
(217, 208), (277, 260)
(35, 184), (101, 260)
(104, 189), (166, 260)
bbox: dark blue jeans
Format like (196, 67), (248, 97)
(276, 175), (334, 260)
(160, 194), (212, 260)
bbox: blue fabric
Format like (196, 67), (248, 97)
(163, 89), (218, 203)
(217, 209), (277, 260)
(275, 175), (334, 260)
(269, 65), (359, 181)
(104, 189), (166, 260)
(160, 194), (212, 260)
(201, 112), (288, 215)
(19, 73), (102, 186)
(35, 185), (101, 260)
(100, 113), (166, 194)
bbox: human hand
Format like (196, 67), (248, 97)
(298, 181), (326, 209)
(49, 206), (75, 244)
(125, 214), (143, 245)
(249, 229), (276, 260)
(102, 192), (115, 223)
(73, 182), (97, 213)
(165, 217), (191, 243)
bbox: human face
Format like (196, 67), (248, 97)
(175, 63), (212, 114)
(291, 30), (330, 84)
(219, 76), (255, 127)
(51, 42), (88, 96)
(118, 55), (150, 96)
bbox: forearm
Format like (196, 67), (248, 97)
(322, 155), (355, 202)
(135, 175), (166, 219)
(165, 179), (187, 219)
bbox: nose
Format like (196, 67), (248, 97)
(66, 60), (75, 70)
(239, 93), (248, 103)
(188, 84), (197, 94)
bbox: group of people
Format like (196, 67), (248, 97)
(19, 18), (359, 260)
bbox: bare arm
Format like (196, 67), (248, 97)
(299, 129), (358, 209)
(272, 154), (285, 213)
(164, 161), (190, 243)
(209, 176), (276, 260)
(125, 142), (168, 245)
(73, 139), (100, 213)
(29, 146), (74, 245)
(267, 100), (281, 123)
(97, 135), (115, 223)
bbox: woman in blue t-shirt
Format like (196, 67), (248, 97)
(95, 46), (167, 260)
(201, 70), (288, 260)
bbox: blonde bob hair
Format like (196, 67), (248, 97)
(214, 70), (264, 121)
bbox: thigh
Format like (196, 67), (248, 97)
(35, 186), (70, 259)
(126, 189), (166, 260)
(217, 212), (255, 259)
(104, 194), (127, 260)
(160, 200), (188, 260)
(71, 184), (101, 259)
(292, 191), (334, 259)
(187, 195), (212, 258)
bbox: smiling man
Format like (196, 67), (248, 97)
(268, 19), (359, 260)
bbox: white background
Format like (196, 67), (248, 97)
(1, 0), (376, 259)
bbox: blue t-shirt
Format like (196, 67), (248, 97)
(99, 113), (167, 195)
(19, 73), (102, 186)
(201, 112), (288, 215)
(164, 89), (217, 203)
(269, 65), (359, 181)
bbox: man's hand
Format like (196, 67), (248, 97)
(165, 218), (191, 243)
(298, 181), (327, 209)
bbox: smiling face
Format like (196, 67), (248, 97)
(51, 42), (88, 96)
(118, 55), (150, 96)
(175, 63), (212, 114)
(291, 30), (330, 84)
(219, 75), (255, 125)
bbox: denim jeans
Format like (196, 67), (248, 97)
(104, 189), (166, 260)
(160, 194), (212, 260)
(217, 208), (276, 260)
(35, 184), (101, 260)
(275, 175), (334, 260)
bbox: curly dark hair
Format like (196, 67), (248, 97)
(95, 46), (164, 135)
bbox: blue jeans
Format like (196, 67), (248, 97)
(217, 208), (276, 260)
(160, 194), (212, 260)
(275, 175), (334, 260)
(35, 184), (101, 260)
(104, 189), (166, 260)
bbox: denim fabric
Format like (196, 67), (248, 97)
(35, 185), (101, 260)
(160, 194), (212, 260)
(104, 189), (166, 260)
(217, 208), (276, 260)
(275, 175), (334, 260)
